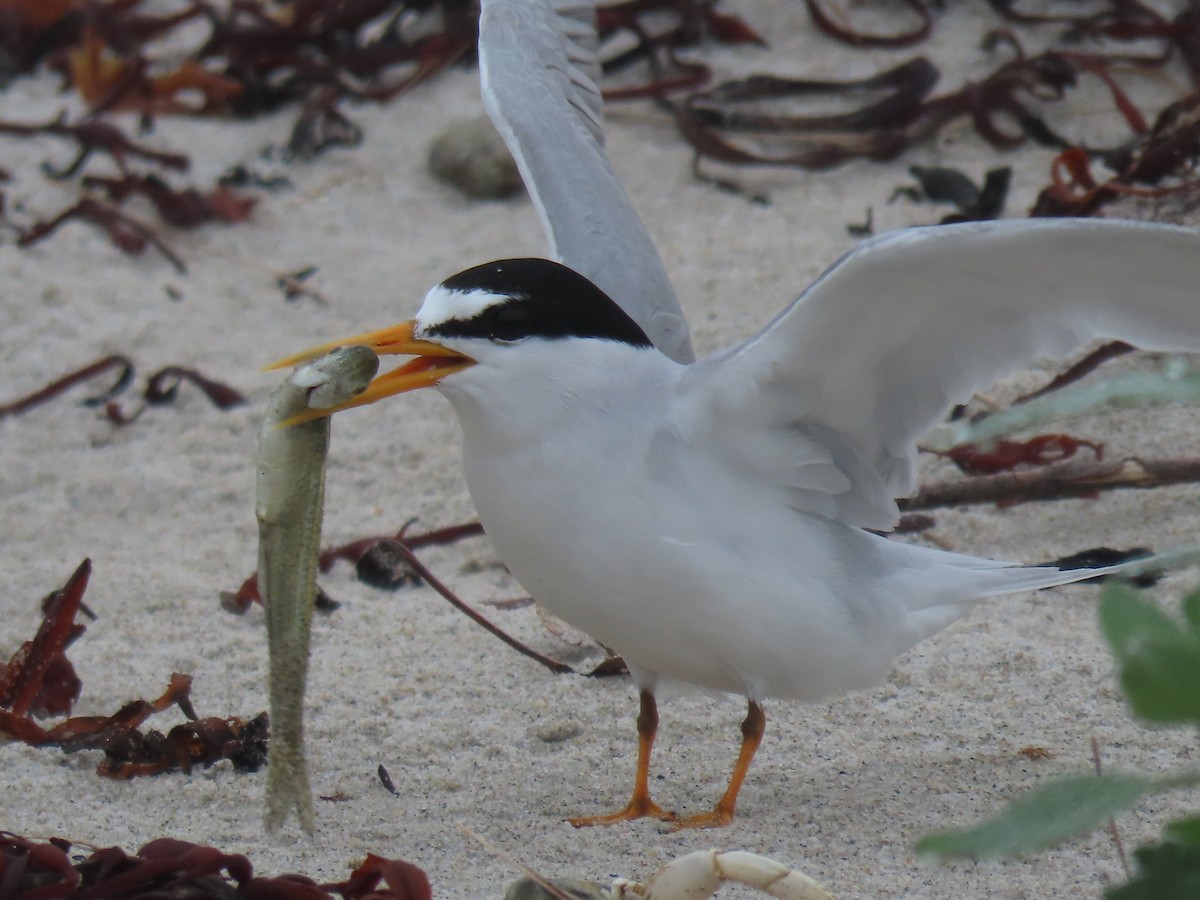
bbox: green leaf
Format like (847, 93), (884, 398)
(1100, 586), (1200, 726)
(1164, 816), (1200, 847)
(1106, 842), (1200, 900)
(917, 774), (1157, 860)
(1182, 588), (1200, 635)
(1100, 585), (1180, 657)
(1118, 637), (1200, 724)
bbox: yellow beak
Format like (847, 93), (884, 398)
(267, 320), (475, 423)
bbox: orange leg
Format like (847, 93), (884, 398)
(569, 689), (677, 826)
(674, 700), (766, 830)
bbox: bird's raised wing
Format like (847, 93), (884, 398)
(678, 218), (1200, 528)
(478, 0), (695, 363)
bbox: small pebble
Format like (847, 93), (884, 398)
(535, 722), (581, 743)
(428, 115), (524, 199)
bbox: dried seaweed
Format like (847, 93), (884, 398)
(378, 763), (400, 796)
(604, 0), (1200, 197)
(223, 520), (487, 611)
(675, 44), (1103, 171)
(0, 354), (133, 420)
(0, 356), (244, 422)
(803, 0), (932, 49)
(68, 24), (244, 115)
(928, 433), (1104, 476)
(912, 337), (1200, 511)
(1014, 341), (1135, 404)
(0, 115), (189, 178)
(143, 366), (246, 408)
(277, 265), (324, 302)
(285, 86), (364, 161)
(390, 539), (577, 675)
(1032, 93), (1200, 217)
(901, 455), (1200, 512)
(0, 833), (432, 900)
(0, 1), (480, 266)
(595, 0), (765, 100)
(3, 0), (474, 120)
(13, 196), (190, 271)
(898, 165), (1012, 222)
(0, 118), (255, 267)
(81, 173), (257, 227)
(221, 519), (630, 678)
(2, 0), (1195, 271)
(0, 558), (91, 719)
(1, 561), (267, 778)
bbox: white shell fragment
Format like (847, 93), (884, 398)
(612, 850), (836, 900)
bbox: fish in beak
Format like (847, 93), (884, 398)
(267, 321), (475, 424)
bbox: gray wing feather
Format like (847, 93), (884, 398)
(479, 0), (694, 363)
(681, 218), (1200, 528)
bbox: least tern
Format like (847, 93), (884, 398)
(274, 0), (1200, 828)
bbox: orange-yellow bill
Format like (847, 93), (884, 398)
(267, 320), (475, 424)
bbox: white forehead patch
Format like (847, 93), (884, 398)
(416, 284), (508, 332)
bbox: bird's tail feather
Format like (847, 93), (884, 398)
(972, 546), (1200, 598)
(894, 545), (1200, 651)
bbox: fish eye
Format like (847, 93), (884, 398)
(490, 305), (530, 343)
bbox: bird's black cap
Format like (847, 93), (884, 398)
(429, 258), (654, 348)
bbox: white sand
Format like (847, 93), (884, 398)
(4, 3), (1200, 897)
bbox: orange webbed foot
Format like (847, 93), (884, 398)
(670, 804), (735, 830)
(569, 797), (677, 827)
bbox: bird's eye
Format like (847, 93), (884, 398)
(490, 305), (530, 343)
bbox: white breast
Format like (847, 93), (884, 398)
(436, 343), (924, 701)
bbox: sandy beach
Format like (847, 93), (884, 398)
(4, 2), (1200, 897)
